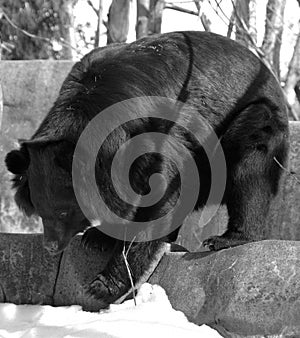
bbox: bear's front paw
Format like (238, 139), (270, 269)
(202, 234), (250, 251)
(202, 236), (233, 251)
(87, 272), (129, 303)
(81, 227), (116, 252)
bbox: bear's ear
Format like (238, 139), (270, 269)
(5, 147), (30, 175)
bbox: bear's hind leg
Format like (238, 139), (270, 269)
(203, 103), (289, 251)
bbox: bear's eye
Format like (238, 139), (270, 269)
(58, 211), (68, 219)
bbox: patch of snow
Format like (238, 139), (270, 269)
(0, 283), (221, 338)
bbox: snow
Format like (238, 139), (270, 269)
(0, 283), (221, 338)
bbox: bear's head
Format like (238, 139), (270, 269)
(5, 139), (90, 255)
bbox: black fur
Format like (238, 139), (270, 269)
(5, 31), (289, 305)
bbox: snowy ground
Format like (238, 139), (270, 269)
(0, 283), (221, 338)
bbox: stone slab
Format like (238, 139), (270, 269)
(149, 240), (300, 337)
(0, 233), (59, 305)
(1, 233), (300, 337)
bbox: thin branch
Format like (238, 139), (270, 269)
(274, 157), (300, 184)
(227, 9), (235, 38)
(206, 0), (230, 26)
(194, 0), (200, 11)
(163, 0), (200, 2)
(122, 238), (137, 306)
(229, 0), (265, 56)
(213, 0), (231, 23)
(166, 0), (210, 30)
(115, 242), (171, 305)
(1, 41), (14, 52)
(125, 236), (136, 257)
(94, 0), (103, 47)
(200, 13), (211, 31)
(164, 3), (199, 15)
(87, 0), (98, 16)
(248, 0), (257, 44)
(288, 102), (300, 121)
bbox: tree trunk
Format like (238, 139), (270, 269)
(94, 0), (103, 47)
(294, 82), (300, 119)
(107, 0), (130, 44)
(136, 0), (150, 39)
(283, 22), (300, 120)
(235, 0), (250, 47)
(148, 0), (164, 35)
(227, 7), (235, 39)
(136, 0), (164, 39)
(0, 83), (3, 130)
(193, 0), (211, 32)
(261, 0), (286, 79)
(248, 0), (257, 45)
(60, 0), (77, 60)
(231, 0), (256, 48)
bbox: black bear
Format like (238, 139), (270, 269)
(5, 31), (289, 305)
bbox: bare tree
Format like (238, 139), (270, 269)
(235, 0), (250, 46)
(136, 0), (150, 39)
(148, 0), (164, 35)
(248, 0), (257, 44)
(61, 0), (77, 59)
(261, 0), (286, 78)
(136, 0), (164, 39)
(107, 0), (130, 44)
(283, 21), (300, 120)
(0, 84), (2, 129)
(193, 0), (211, 31)
(227, 7), (235, 38)
(94, 0), (103, 47)
(230, 0), (257, 48)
